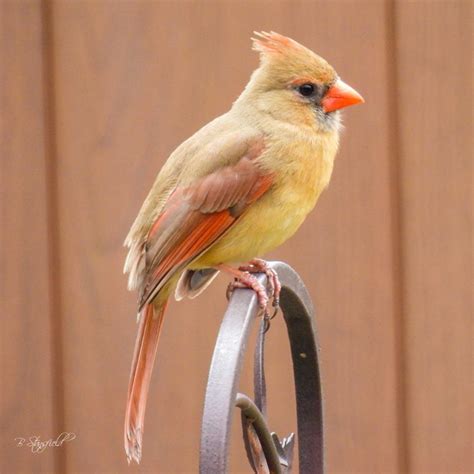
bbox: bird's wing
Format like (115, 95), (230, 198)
(134, 137), (272, 309)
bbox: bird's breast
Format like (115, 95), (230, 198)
(194, 129), (339, 266)
(268, 130), (339, 210)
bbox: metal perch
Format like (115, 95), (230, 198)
(200, 261), (323, 473)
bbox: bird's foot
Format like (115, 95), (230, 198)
(218, 260), (281, 325)
(238, 259), (281, 313)
(223, 267), (269, 311)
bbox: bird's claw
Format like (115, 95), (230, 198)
(226, 273), (269, 311)
(238, 259), (281, 313)
(224, 260), (281, 331)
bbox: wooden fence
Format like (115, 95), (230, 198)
(1, 1), (471, 473)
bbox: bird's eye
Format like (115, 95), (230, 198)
(298, 83), (315, 97)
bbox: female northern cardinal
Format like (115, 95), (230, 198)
(123, 31), (363, 463)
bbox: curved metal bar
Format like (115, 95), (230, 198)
(254, 318), (267, 416)
(276, 262), (324, 473)
(236, 393), (283, 474)
(199, 279), (259, 473)
(241, 318), (268, 472)
(199, 261), (323, 474)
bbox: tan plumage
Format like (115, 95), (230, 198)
(123, 31), (363, 463)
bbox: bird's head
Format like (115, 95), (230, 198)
(235, 31), (364, 133)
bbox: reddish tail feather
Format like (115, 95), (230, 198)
(124, 301), (167, 464)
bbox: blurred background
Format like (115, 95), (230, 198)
(1, 1), (472, 473)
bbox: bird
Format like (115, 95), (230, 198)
(123, 31), (364, 464)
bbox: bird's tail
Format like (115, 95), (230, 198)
(124, 300), (168, 464)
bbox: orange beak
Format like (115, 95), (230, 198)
(321, 79), (364, 113)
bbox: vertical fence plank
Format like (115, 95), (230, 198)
(0, 1), (58, 472)
(394, 2), (473, 472)
(267, 2), (404, 472)
(47, 3), (223, 472)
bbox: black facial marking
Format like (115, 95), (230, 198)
(296, 82), (328, 104)
(292, 81), (341, 131)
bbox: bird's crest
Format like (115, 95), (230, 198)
(251, 31), (335, 85)
(252, 31), (303, 57)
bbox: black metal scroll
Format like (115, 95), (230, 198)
(199, 261), (323, 473)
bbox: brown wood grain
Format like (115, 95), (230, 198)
(3, 1), (472, 473)
(394, 2), (473, 472)
(0, 1), (58, 473)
